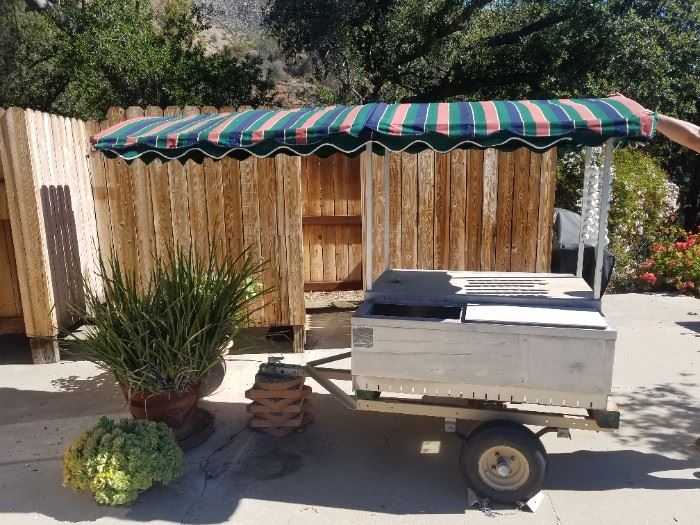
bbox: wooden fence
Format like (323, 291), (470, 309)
(0, 104), (558, 362)
(302, 155), (363, 290)
(0, 107), (100, 362)
(365, 148), (557, 281)
(89, 106), (306, 351)
(301, 147), (556, 288)
(0, 136), (24, 335)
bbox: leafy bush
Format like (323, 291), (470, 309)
(63, 246), (266, 395)
(636, 230), (700, 295)
(556, 147), (678, 291)
(63, 417), (183, 505)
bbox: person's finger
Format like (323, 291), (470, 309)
(608, 91), (624, 97)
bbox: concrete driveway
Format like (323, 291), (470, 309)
(0, 293), (698, 524)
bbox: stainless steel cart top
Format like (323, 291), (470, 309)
(366, 270), (598, 309)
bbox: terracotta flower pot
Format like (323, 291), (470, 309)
(119, 383), (200, 437)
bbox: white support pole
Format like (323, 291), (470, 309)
(576, 147), (593, 277)
(593, 140), (614, 300)
(364, 143), (373, 290)
(383, 151), (390, 271)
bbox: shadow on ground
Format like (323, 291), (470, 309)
(3, 381), (698, 524)
(676, 321), (700, 336)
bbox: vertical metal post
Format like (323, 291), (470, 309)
(593, 140), (614, 300)
(364, 143), (373, 290)
(576, 148), (593, 277)
(383, 151), (390, 271)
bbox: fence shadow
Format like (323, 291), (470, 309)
(40, 185), (84, 327)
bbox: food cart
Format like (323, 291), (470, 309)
(92, 95), (655, 505)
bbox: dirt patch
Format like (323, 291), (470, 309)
(304, 290), (365, 310)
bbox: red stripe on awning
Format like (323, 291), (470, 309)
(480, 101), (500, 135)
(612, 95), (654, 136)
(251, 110), (292, 143)
(559, 99), (602, 134)
(519, 100), (550, 136)
(338, 106), (363, 134)
(436, 103), (450, 135)
(208, 112), (239, 145)
(388, 105), (410, 135)
(295, 106), (337, 144)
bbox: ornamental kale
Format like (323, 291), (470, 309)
(63, 417), (183, 505)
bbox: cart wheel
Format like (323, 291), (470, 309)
(459, 423), (547, 504)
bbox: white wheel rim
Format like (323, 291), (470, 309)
(477, 445), (530, 491)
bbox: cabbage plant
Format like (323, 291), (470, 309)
(63, 417), (183, 505)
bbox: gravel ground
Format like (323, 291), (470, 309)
(304, 290), (364, 310)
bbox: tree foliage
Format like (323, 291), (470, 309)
(0, 0), (274, 120)
(263, 0), (700, 225)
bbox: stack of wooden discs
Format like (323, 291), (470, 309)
(245, 361), (313, 437)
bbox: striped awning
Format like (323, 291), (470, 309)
(91, 95), (655, 163)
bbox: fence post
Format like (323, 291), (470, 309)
(0, 108), (59, 363)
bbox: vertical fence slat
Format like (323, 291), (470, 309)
(275, 156), (290, 324)
(525, 152), (542, 272)
(417, 150), (435, 269)
(240, 156), (264, 325)
(495, 150), (514, 271)
(0, 108), (58, 362)
(257, 157), (280, 325)
(448, 150), (467, 269)
(536, 148), (557, 272)
(183, 107), (210, 263)
(164, 106), (192, 252)
(307, 156), (323, 283)
(144, 106), (174, 260)
(481, 149), (499, 271)
(510, 148), (531, 271)
(433, 152), (450, 270)
(222, 157), (244, 262)
(371, 153), (384, 282)
(400, 153), (418, 269)
(87, 120), (114, 278)
(334, 154), (349, 282)
(346, 156), (363, 283)
(320, 155), (337, 282)
(126, 106), (156, 288)
(467, 150), (484, 270)
(106, 107), (139, 275)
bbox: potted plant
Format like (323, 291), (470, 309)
(64, 246), (265, 439)
(63, 417), (183, 505)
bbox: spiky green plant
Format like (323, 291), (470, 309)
(63, 246), (266, 394)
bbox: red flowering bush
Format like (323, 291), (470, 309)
(636, 229), (700, 295)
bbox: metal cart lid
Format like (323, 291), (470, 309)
(463, 304), (609, 330)
(366, 269), (598, 309)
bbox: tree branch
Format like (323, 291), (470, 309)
(484, 13), (568, 47)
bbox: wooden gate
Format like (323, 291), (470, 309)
(302, 155), (363, 291)
(0, 178), (24, 335)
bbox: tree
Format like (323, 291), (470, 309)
(263, 0), (700, 226)
(0, 0), (274, 120)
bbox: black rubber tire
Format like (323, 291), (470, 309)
(459, 423), (547, 504)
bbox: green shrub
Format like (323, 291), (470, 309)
(556, 147), (678, 291)
(62, 246), (266, 395)
(63, 417), (183, 505)
(636, 230), (700, 295)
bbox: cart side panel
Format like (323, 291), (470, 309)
(351, 320), (615, 409)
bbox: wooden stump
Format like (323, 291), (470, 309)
(246, 363), (313, 437)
